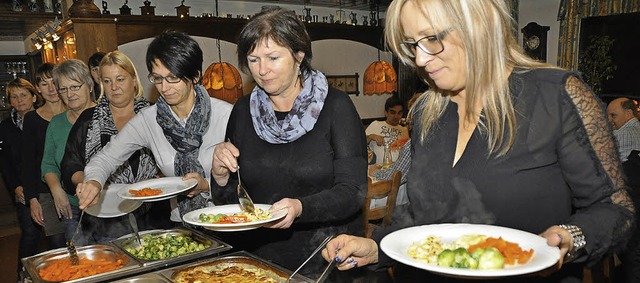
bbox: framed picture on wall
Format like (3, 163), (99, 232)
(326, 73), (360, 95)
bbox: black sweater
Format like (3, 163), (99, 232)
(0, 114), (23, 200)
(20, 111), (51, 202)
(212, 88), (368, 277)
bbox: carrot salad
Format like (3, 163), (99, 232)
(129, 187), (163, 197)
(39, 257), (125, 281)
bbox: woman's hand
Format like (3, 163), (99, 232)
(15, 186), (25, 205)
(50, 187), (71, 219)
(76, 180), (102, 210)
(266, 198), (302, 229)
(540, 225), (574, 269)
(29, 198), (45, 226)
(212, 141), (240, 186)
(321, 234), (379, 270)
(184, 172), (209, 197)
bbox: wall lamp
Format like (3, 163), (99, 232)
(31, 37), (43, 50)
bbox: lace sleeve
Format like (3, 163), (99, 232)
(560, 75), (635, 264)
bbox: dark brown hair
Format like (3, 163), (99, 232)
(236, 7), (313, 77)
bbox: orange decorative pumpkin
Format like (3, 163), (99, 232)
(202, 62), (243, 104)
(363, 61), (397, 95)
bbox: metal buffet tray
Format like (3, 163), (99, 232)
(111, 273), (173, 283)
(157, 251), (314, 283)
(22, 244), (139, 283)
(22, 227), (232, 282)
(110, 227), (232, 268)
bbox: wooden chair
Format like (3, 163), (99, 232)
(363, 170), (402, 238)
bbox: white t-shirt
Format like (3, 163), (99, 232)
(365, 120), (409, 165)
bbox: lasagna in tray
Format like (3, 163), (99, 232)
(172, 260), (287, 283)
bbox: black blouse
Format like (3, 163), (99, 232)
(375, 69), (634, 282)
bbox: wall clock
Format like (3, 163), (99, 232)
(521, 22), (550, 62)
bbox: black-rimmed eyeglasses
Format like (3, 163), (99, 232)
(148, 74), (182, 84)
(57, 84), (84, 94)
(400, 28), (452, 58)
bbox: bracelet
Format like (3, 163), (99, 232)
(558, 224), (586, 260)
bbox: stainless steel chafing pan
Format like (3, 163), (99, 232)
(160, 251), (313, 283)
(110, 227), (232, 267)
(22, 244), (138, 283)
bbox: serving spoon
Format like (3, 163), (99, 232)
(237, 166), (255, 214)
(67, 210), (84, 265)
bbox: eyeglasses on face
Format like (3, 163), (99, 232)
(400, 28), (453, 58)
(148, 74), (182, 84)
(57, 83), (84, 94)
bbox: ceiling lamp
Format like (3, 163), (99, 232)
(202, 3), (243, 104)
(203, 61), (243, 104)
(363, 59), (397, 95)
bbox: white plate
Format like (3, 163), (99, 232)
(380, 223), (560, 278)
(182, 204), (288, 232)
(85, 184), (143, 218)
(117, 177), (198, 201)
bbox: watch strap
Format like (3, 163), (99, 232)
(558, 224), (586, 261)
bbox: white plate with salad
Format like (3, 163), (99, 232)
(182, 204), (288, 232)
(380, 223), (560, 278)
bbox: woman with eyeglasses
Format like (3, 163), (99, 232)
(75, 31), (232, 224)
(58, 51), (165, 243)
(42, 59), (97, 242)
(322, 1), (634, 282)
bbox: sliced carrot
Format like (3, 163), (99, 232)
(39, 257), (125, 281)
(129, 187), (163, 197)
(468, 237), (534, 265)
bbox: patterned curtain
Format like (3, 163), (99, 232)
(507, 0), (520, 35)
(557, 0), (640, 69)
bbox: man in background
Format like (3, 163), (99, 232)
(607, 97), (640, 283)
(366, 95), (409, 166)
(607, 97), (640, 162)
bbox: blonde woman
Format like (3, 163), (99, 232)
(323, 1), (634, 282)
(60, 51), (161, 243)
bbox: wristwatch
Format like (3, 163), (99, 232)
(558, 224), (586, 261)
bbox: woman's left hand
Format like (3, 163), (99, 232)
(15, 186), (25, 205)
(184, 172), (209, 197)
(266, 198), (302, 229)
(540, 225), (574, 268)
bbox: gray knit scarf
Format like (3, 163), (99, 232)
(249, 70), (328, 144)
(156, 84), (211, 216)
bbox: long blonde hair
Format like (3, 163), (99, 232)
(386, 0), (553, 156)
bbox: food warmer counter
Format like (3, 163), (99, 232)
(21, 227), (232, 283)
(22, 228), (314, 282)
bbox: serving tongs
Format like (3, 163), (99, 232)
(128, 213), (142, 246)
(67, 210), (84, 265)
(236, 166), (255, 214)
(287, 235), (334, 283)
